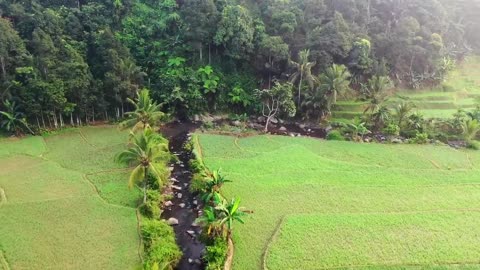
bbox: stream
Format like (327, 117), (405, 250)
(161, 122), (205, 270)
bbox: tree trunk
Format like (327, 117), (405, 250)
(92, 107), (95, 122)
(298, 72), (303, 108)
(264, 116), (272, 133)
(0, 56), (6, 81)
(41, 112), (46, 129)
(105, 110), (108, 121)
(59, 113), (64, 127)
(208, 44), (211, 65)
(199, 44), (203, 62)
(121, 102), (125, 117)
(70, 113), (74, 126)
(47, 114), (52, 129)
(143, 167), (147, 204)
(36, 116), (40, 130)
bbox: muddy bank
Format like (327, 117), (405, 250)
(160, 121), (204, 270)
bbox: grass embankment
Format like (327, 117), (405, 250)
(197, 134), (480, 270)
(0, 126), (141, 269)
(332, 56), (480, 122)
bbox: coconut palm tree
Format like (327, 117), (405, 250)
(319, 64), (351, 110)
(201, 169), (231, 205)
(363, 76), (391, 115)
(119, 89), (165, 132)
(0, 100), (34, 136)
(289, 49), (316, 108)
(115, 128), (169, 203)
(301, 87), (328, 121)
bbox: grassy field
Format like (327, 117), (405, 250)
(197, 134), (480, 270)
(332, 56), (480, 122)
(0, 126), (141, 269)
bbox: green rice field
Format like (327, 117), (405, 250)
(0, 126), (141, 269)
(197, 134), (480, 269)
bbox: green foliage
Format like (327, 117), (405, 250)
(326, 130), (345, 141)
(204, 237), (228, 270)
(411, 132), (429, 144)
(0, 100), (34, 135)
(141, 219), (182, 270)
(384, 124), (400, 137)
(256, 81), (296, 132)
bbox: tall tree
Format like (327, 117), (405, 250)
(289, 49), (316, 108)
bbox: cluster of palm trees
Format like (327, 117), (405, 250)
(115, 89), (168, 203)
(289, 49), (351, 120)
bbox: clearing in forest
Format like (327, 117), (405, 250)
(0, 126), (141, 270)
(198, 134), (480, 270)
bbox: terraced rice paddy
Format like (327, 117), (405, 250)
(332, 56), (480, 122)
(197, 134), (480, 269)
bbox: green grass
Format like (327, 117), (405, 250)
(197, 134), (480, 270)
(0, 126), (141, 269)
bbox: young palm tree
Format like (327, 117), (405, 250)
(370, 105), (391, 130)
(462, 119), (480, 141)
(195, 206), (223, 238)
(115, 128), (169, 203)
(216, 197), (247, 238)
(363, 76), (390, 115)
(319, 64), (351, 110)
(119, 89), (165, 132)
(289, 49), (316, 108)
(395, 102), (415, 128)
(0, 100), (34, 136)
(201, 169), (231, 205)
(301, 87), (328, 121)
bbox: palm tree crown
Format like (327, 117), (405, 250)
(115, 128), (169, 203)
(120, 89), (165, 132)
(319, 64), (351, 110)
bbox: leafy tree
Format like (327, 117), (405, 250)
(214, 5), (255, 59)
(196, 206), (223, 238)
(256, 81), (296, 132)
(289, 49), (316, 108)
(115, 128), (169, 203)
(319, 64), (351, 110)
(120, 89), (165, 132)
(0, 100), (34, 136)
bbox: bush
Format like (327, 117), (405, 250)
(139, 190), (163, 219)
(142, 219), (182, 269)
(204, 237), (228, 270)
(326, 130), (345, 141)
(411, 132), (429, 144)
(190, 172), (207, 193)
(383, 124), (400, 136)
(466, 140), (480, 150)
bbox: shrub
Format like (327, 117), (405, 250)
(326, 130), (345, 141)
(190, 172), (207, 193)
(140, 190), (163, 219)
(142, 219), (182, 269)
(411, 132), (429, 144)
(204, 237), (228, 270)
(466, 140), (480, 150)
(383, 124), (400, 137)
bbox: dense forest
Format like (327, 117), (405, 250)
(1, 0), (480, 129)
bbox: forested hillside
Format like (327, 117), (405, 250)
(1, 0), (480, 127)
